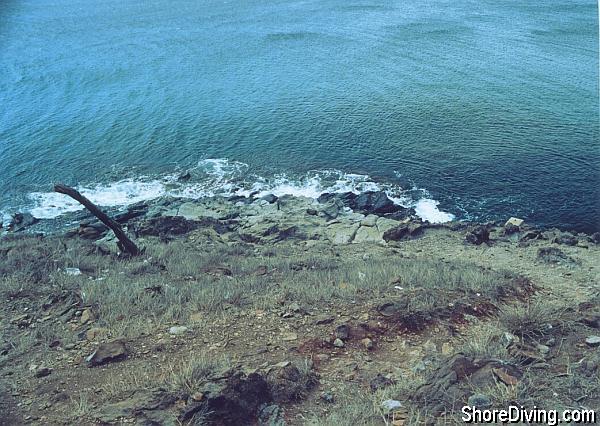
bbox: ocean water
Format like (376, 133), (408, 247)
(1, 0), (598, 230)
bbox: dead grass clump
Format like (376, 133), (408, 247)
(497, 301), (573, 340)
(166, 354), (231, 394)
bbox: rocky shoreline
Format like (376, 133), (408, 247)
(3, 190), (598, 251)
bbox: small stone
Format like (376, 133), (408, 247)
(381, 399), (403, 414)
(334, 324), (350, 340)
(536, 344), (550, 355)
(34, 367), (52, 378)
(64, 343), (76, 350)
(281, 332), (298, 341)
(168, 326), (188, 335)
(361, 338), (374, 350)
(80, 309), (94, 325)
(370, 374), (395, 391)
(191, 392), (204, 402)
(333, 338), (345, 348)
(86, 327), (108, 341)
(467, 393), (491, 408)
(320, 392), (335, 403)
(585, 336), (600, 347)
(315, 315), (334, 325)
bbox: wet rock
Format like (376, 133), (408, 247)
(383, 222), (426, 242)
(465, 225), (490, 245)
(585, 336), (600, 347)
(266, 362), (317, 403)
(370, 374), (395, 392)
(467, 393), (491, 408)
(177, 171), (192, 181)
(591, 232), (600, 244)
(8, 212), (39, 231)
(261, 194), (279, 204)
(86, 341), (127, 367)
(353, 191), (396, 214)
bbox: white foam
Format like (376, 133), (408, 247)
(28, 179), (168, 219)
(19, 158), (456, 223)
(414, 199), (455, 223)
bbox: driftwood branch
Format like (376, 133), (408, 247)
(54, 183), (141, 256)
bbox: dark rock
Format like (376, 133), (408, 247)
(353, 191), (400, 215)
(306, 208), (318, 216)
(503, 223), (520, 236)
(465, 225), (490, 245)
(258, 403), (286, 426)
(229, 195), (254, 205)
(86, 341), (127, 367)
(591, 232), (600, 245)
(581, 315), (600, 329)
(34, 367), (52, 378)
(553, 234), (578, 246)
(317, 192), (356, 206)
(94, 388), (177, 424)
(260, 194), (279, 204)
(413, 354), (522, 415)
(180, 369), (272, 424)
(334, 324), (350, 340)
(135, 216), (231, 238)
(177, 171), (192, 181)
(114, 202), (149, 223)
(266, 362), (317, 403)
(383, 223), (426, 242)
(467, 393), (491, 408)
(369, 374), (395, 392)
(8, 212), (39, 231)
(321, 200), (343, 220)
(78, 222), (109, 240)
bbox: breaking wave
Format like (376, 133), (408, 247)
(21, 159), (456, 224)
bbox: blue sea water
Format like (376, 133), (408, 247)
(1, 0), (598, 230)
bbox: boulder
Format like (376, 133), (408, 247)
(353, 191), (399, 215)
(553, 234), (578, 246)
(353, 226), (382, 244)
(260, 194), (279, 204)
(325, 222), (359, 244)
(464, 226), (490, 245)
(413, 354), (522, 415)
(505, 217), (524, 227)
(265, 362), (317, 403)
(8, 212), (38, 231)
(86, 341), (127, 367)
(382, 223), (425, 242)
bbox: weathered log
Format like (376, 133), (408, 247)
(54, 183), (141, 256)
